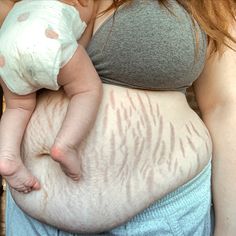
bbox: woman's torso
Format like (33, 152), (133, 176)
(11, 0), (212, 233)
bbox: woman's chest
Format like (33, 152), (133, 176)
(88, 0), (207, 92)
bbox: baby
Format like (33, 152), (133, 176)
(0, 0), (102, 193)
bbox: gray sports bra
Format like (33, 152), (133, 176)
(87, 0), (207, 93)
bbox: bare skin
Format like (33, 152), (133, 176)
(6, 0), (213, 232)
(10, 86), (211, 232)
(0, 0), (101, 192)
(50, 45), (102, 181)
(194, 42), (236, 235)
(0, 86), (40, 193)
(4, 1), (236, 234)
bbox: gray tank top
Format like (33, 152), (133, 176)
(87, 0), (207, 93)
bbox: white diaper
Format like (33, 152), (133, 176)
(0, 0), (86, 95)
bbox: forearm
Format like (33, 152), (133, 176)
(202, 105), (236, 235)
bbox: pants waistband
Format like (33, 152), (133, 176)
(130, 161), (211, 221)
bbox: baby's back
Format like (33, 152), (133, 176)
(0, 0), (85, 95)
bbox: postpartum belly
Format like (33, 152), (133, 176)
(11, 84), (212, 233)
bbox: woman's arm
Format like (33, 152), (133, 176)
(194, 43), (236, 235)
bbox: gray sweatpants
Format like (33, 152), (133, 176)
(6, 162), (213, 236)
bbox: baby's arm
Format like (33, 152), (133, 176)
(0, 80), (40, 192)
(50, 45), (102, 180)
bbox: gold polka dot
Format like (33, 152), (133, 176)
(0, 55), (5, 67)
(17, 12), (30, 22)
(45, 29), (59, 39)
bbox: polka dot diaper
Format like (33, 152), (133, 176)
(0, 0), (86, 95)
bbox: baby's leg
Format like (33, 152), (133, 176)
(51, 45), (102, 181)
(0, 81), (40, 193)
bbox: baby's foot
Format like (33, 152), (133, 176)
(0, 156), (40, 193)
(50, 144), (81, 181)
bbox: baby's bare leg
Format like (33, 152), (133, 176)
(0, 81), (40, 193)
(50, 45), (102, 180)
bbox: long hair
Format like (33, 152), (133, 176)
(104, 0), (236, 53)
